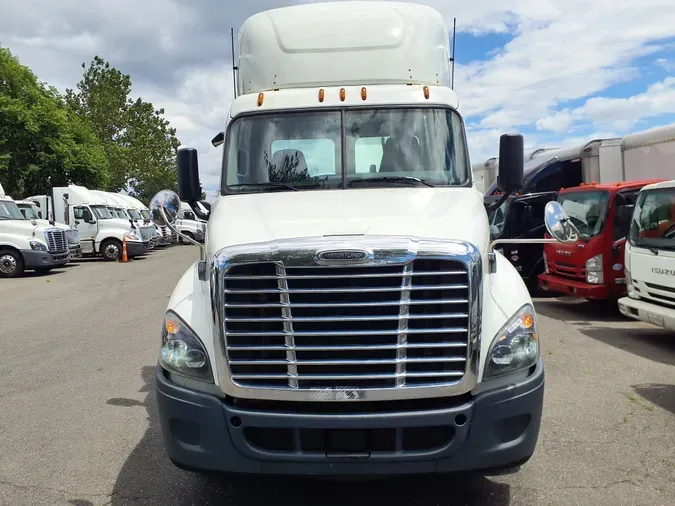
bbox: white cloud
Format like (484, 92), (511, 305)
(2, 0), (675, 189)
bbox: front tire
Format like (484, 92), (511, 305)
(101, 239), (122, 261)
(0, 249), (24, 278)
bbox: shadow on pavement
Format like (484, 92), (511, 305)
(534, 297), (626, 323)
(580, 327), (675, 367)
(105, 366), (511, 506)
(632, 383), (675, 415)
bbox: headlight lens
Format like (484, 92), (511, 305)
(30, 240), (48, 251)
(160, 311), (213, 383)
(124, 231), (140, 241)
(585, 254), (603, 284)
(543, 250), (549, 274)
(485, 304), (539, 380)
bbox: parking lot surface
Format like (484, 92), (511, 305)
(0, 246), (673, 506)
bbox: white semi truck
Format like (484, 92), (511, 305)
(117, 193), (169, 247)
(0, 194), (70, 277)
(148, 1), (578, 477)
(27, 185), (145, 261)
(174, 202), (206, 244)
(14, 200), (82, 259)
(91, 190), (156, 250)
(617, 124), (675, 330)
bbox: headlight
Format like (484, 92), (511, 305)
(161, 311), (213, 383)
(30, 240), (48, 251)
(124, 231), (140, 241)
(625, 268), (638, 299)
(585, 254), (603, 284)
(484, 304), (539, 380)
(543, 250), (549, 274)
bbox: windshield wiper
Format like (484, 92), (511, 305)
(228, 182), (299, 192)
(348, 176), (435, 188)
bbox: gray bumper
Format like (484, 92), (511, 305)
(21, 250), (69, 269)
(156, 359), (544, 476)
(69, 245), (82, 259)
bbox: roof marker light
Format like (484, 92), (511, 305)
(361, 87), (367, 100)
(318, 89), (324, 102)
(340, 88), (346, 101)
(423, 86), (430, 99)
(257, 93), (264, 106)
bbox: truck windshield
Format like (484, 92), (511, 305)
(628, 188), (675, 250)
(222, 108), (469, 193)
(128, 209), (141, 220)
(556, 190), (610, 239)
(16, 203), (39, 220)
(91, 205), (113, 219)
(140, 210), (150, 220)
(486, 199), (509, 238)
(0, 200), (25, 220)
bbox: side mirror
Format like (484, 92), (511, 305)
(544, 201), (580, 243)
(497, 133), (524, 193)
(211, 131), (225, 148)
(149, 189), (181, 227)
(177, 147), (202, 203)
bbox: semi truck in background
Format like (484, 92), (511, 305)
(116, 193), (167, 247)
(27, 185), (146, 261)
(539, 123), (675, 302)
(174, 202), (206, 244)
(146, 1), (578, 478)
(472, 158), (497, 194)
(0, 193), (70, 277)
(14, 199), (83, 259)
(91, 190), (156, 250)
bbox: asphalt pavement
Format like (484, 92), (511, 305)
(0, 246), (673, 506)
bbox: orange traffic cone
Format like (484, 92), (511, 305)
(121, 237), (128, 263)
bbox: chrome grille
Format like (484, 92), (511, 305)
(66, 229), (79, 246)
(223, 259), (471, 391)
(139, 226), (152, 241)
(44, 229), (68, 253)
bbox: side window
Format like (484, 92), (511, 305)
(613, 190), (638, 241)
(73, 207), (85, 220)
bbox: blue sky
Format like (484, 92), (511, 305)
(1, 0), (674, 196)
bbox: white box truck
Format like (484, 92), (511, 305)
(617, 124), (675, 329)
(27, 185), (146, 261)
(147, 1), (578, 477)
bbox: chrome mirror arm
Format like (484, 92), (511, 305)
(159, 205), (208, 280)
(488, 238), (562, 274)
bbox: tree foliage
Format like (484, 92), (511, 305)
(0, 50), (181, 200)
(0, 48), (109, 197)
(66, 56), (181, 200)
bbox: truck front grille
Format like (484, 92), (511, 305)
(139, 226), (151, 242)
(223, 259), (470, 390)
(66, 229), (79, 246)
(551, 261), (585, 280)
(44, 229), (68, 253)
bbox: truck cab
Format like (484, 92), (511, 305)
(92, 191), (155, 251)
(539, 180), (664, 300)
(0, 194), (70, 277)
(45, 185), (145, 261)
(15, 200), (83, 260)
(146, 1), (577, 478)
(174, 202), (206, 244)
(619, 180), (675, 329)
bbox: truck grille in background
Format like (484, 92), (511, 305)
(139, 226), (151, 241)
(44, 230), (68, 253)
(223, 260), (470, 390)
(66, 229), (79, 246)
(551, 261), (585, 280)
(160, 225), (168, 237)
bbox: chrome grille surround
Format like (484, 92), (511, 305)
(211, 236), (482, 402)
(139, 225), (152, 242)
(44, 229), (68, 253)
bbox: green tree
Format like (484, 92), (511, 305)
(66, 56), (181, 197)
(0, 48), (109, 197)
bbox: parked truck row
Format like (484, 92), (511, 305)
(0, 182), (207, 278)
(481, 122), (675, 331)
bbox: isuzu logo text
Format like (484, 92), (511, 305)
(556, 250), (572, 256)
(652, 267), (675, 276)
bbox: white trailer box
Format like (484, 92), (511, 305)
(622, 123), (675, 181)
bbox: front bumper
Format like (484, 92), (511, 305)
(156, 359), (544, 476)
(618, 296), (675, 330)
(21, 250), (69, 269)
(538, 273), (623, 300)
(126, 240), (145, 257)
(69, 245), (82, 259)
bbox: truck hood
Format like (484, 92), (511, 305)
(206, 187), (489, 253)
(0, 220), (64, 236)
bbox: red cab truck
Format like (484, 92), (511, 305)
(538, 179), (665, 300)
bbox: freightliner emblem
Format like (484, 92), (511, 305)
(314, 249), (370, 264)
